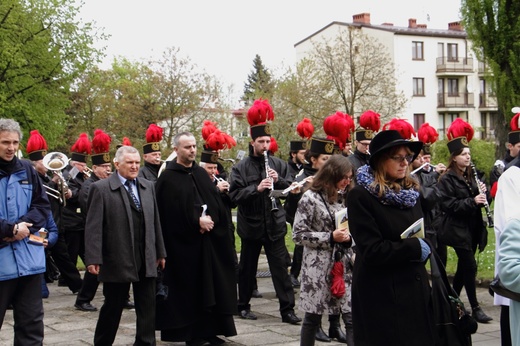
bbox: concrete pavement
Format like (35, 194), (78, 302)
(0, 255), (503, 345)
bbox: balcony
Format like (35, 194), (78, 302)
(479, 93), (498, 110)
(436, 57), (474, 75)
(437, 93), (474, 108)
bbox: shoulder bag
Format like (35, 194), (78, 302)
(490, 275), (520, 302)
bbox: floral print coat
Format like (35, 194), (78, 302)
(292, 189), (353, 315)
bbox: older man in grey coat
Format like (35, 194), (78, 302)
(85, 145), (166, 346)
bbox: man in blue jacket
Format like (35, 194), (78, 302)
(0, 118), (50, 345)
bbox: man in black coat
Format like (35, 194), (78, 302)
(155, 132), (237, 346)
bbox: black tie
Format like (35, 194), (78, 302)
(125, 180), (141, 211)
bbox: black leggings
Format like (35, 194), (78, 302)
(452, 245), (478, 308)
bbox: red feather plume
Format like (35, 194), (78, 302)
(71, 133), (92, 154)
(417, 123), (439, 145)
(92, 129), (111, 154)
(447, 118), (474, 142)
(344, 113), (355, 140)
(201, 120), (218, 141)
(269, 137), (279, 154)
(145, 124), (163, 143)
(382, 118), (416, 140)
(359, 110), (381, 132)
(247, 99), (275, 126)
(323, 112), (349, 149)
(26, 130), (48, 153)
(296, 118), (314, 139)
(122, 137), (132, 146)
(511, 113), (520, 131)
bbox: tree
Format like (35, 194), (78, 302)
(461, 0), (520, 157)
(242, 54), (275, 104)
(0, 0), (106, 147)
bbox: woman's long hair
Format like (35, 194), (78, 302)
(310, 155), (353, 203)
(445, 147), (474, 177)
(370, 145), (420, 198)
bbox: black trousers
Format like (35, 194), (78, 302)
(64, 229), (85, 267)
(75, 271), (100, 305)
(0, 274), (44, 346)
(50, 232), (82, 292)
(94, 276), (156, 346)
(453, 242), (479, 309)
(290, 244), (303, 278)
(238, 236), (295, 315)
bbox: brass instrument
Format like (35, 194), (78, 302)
(83, 166), (93, 178)
(263, 151), (279, 212)
(43, 152), (70, 206)
(470, 162), (494, 227)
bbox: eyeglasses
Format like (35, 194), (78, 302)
(390, 155), (414, 164)
(343, 175), (353, 181)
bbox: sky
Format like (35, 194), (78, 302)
(78, 0), (463, 105)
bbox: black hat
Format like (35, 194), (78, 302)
(447, 137), (470, 155)
(250, 123), (271, 140)
(355, 129), (376, 141)
(508, 131), (520, 145)
(290, 140), (308, 151)
(368, 130), (423, 169)
(309, 137), (335, 155)
(200, 150), (219, 164)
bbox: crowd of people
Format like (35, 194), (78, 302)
(0, 98), (516, 345)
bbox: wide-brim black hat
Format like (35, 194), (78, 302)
(368, 130), (423, 169)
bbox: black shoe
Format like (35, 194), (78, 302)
(123, 300), (135, 309)
(204, 336), (226, 345)
(186, 338), (208, 346)
(290, 274), (300, 288)
(239, 309), (257, 320)
(315, 325), (331, 342)
(74, 302), (98, 312)
(281, 311), (302, 324)
(251, 289), (263, 298)
(57, 280), (68, 287)
(472, 306), (492, 323)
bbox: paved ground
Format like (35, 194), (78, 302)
(0, 255), (503, 345)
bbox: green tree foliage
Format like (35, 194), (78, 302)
(461, 0), (520, 157)
(242, 54), (275, 105)
(0, 0), (106, 147)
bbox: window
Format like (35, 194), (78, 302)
(448, 79), (459, 96)
(412, 41), (424, 60)
(414, 114), (425, 130)
(413, 78), (425, 96)
(447, 43), (458, 61)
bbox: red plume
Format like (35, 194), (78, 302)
(247, 99), (275, 126)
(382, 118), (416, 140)
(122, 137), (132, 146)
(145, 124), (163, 143)
(511, 113), (520, 131)
(26, 130), (48, 153)
(324, 112), (349, 149)
(344, 113), (355, 141)
(296, 118), (314, 139)
(71, 133), (92, 154)
(269, 137), (279, 154)
(447, 118), (474, 142)
(417, 123), (439, 145)
(206, 130), (227, 151)
(359, 110), (381, 132)
(201, 120), (218, 141)
(92, 129), (112, 154)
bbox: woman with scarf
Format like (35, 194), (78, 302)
(292, 154), (355, 346)
(347, 130), (435, 345)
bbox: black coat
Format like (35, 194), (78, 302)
(61, 166), (87, 231)
(284, 164), (316, 226)
(229, 153), (291, 241)
(347, 150), (369, 179)
(347, 186), (435, 346)
(155, 160), (237, 331)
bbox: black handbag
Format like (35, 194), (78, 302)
(490, 275), (520, 302)
(430, 248), (478, 346)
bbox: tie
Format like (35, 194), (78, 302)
(125, 180), (141, 211)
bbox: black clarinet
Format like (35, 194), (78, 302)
(470, 162), (494, 227)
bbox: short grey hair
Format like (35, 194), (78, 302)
(173, 131), (194, 148)
(0, 119), (23, 140)
(114, 145), (140, 163)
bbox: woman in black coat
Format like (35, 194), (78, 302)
(347, 130), (435, 346)
(436, 122), (492, 324)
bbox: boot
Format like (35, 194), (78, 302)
(472, 306), (492, 323)
(328, 314), (347, 343)
(301, 312), (321, 346)
(315, 322), (331, 342)
(342, 312), (355, 346)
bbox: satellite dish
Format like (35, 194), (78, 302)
(512, 107), (520, 113)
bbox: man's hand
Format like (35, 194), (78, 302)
(257, 178), (272, 192)
(267, 168), (278, 183)
(199, 215), (214, 234)
(3, 222), (33, 242)
(157, 258), (166, 270)
(87, 264), (100, 275)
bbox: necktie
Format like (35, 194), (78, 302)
(125, 180), (141, 211)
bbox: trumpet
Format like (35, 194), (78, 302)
(470, 162), (494, 227)
(83, 166), (93, 178)
(43, 152), (70, 206)
(263, 151), (279, 212)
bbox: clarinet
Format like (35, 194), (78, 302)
(263, 151), (279, 212)
(470, 162), (494, 227)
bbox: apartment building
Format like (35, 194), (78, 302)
(294, 13), (497, 139)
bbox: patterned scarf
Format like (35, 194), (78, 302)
(357, 165), (419, 209)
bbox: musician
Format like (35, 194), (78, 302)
(436, 118), (492, 323)
(229, 99), (301, 324)
(138, 124), (163, 182)
(25, 130), (82, 295)
(347, 110), (381, 178)
(288, 141), (307, 179)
